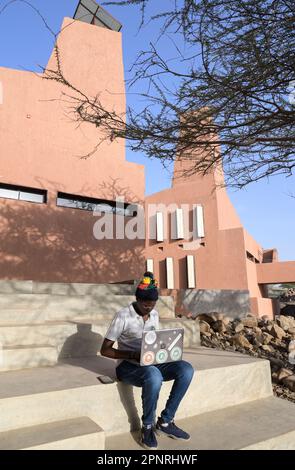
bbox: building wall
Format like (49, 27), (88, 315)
(0, 18), (145, 283)
(145, 156), (249, 292)
(257, 261), (295, 284)
(182, 289), (251, 319)
(144, 144), (293, 318)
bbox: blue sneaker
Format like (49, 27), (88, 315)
(156, 418), (190, 440)
(141, 424), (158, 449)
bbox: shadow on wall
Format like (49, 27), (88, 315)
(0, 183), (145, 283)
(117, 382), (141, 433)
(181, 288), (251, 319)
(57, 322), (141, 436)
(58, 323), (118, 378)
(58, 323), (104, 359)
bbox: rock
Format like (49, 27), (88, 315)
(281, 305), (295, 318)
(252, 338), (263, 348)
(253, 326), (262, 334)
(196, 314), (216, 325)
(241, 317), (258, 328)
(251, 327), (264, 344)
(269, 357), (285, 369)
(262, 332), (273, 344)
(261, 315), (270, 321)
(199, 320), (211, 334)
(282, 375), (295, 392)
(277, 368), (294, 382)
(270, 324), (286, 340)
(276, 316), (295, 331)
(222, 316), (231, 326)
(266, 323), (275, 333)
(233, 333), (253, 350)
(261, 344), (275, 353)
(288, 327), (295, 335)
(234, 322), (244, 333)
(211, 320), (227, 333)
(272, 371), (279, 383)
(202, 331), (212, 337)
(270, 337), (284, 347)
(214, 313), (225, 321)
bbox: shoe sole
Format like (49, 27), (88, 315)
(155, 428), (190, 441)
(140, 440), (158, 450)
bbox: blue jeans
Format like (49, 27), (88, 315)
(116, 360), (194, 426)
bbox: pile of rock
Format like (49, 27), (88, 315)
(197, 312), (295, 403)
(280, 287), (295, 302)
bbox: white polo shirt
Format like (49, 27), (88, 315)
(105, 302), (159, 364)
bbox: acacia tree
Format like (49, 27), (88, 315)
(3, 0), (295, 188)
(103, 0), (295, 189)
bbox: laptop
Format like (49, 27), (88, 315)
(140, 328), (184, 366)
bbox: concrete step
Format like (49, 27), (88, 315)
(0, 321), (107, 349)
(0, 321), (78, 348)
(159, 319), (200, 348)
(0, 417), (104, 450)
(0, 295), (175, 323)
(0, 280), (135, 295)
(32, 282), (136, 296)
(106, 397), (295, 450)
(0, 345), (58, 372)
(0, 319), (200, 358)
(0, 348), (272, 434)
(0, 281), (33, 294)
(0, 293), (95, 309)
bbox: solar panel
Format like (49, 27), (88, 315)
(73, 1), (122, 31)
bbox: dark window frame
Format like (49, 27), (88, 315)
(73, 0), (122, 32)
(0, 182), (47, 204)
(56, 191), (137, 217)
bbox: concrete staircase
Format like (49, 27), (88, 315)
(0, 348), (294, 449)
(0, 417), (104, 450)
(0, 280), (295, 449)
(0, 280), (183, 372)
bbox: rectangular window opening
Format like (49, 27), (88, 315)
(0, 183), (47, 204)
(246, 251), (259, 263)
(56, 192), (137, 217)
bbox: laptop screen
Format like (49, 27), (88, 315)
(140, 328), (184, 366)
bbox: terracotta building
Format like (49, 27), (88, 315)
(0, 0), (294, 318)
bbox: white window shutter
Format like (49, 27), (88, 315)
(186, 255), (196, 288)
(195, 205), (205, 238)
(146, 259), (154, 273)
(175, 208), (184, 239)
(156, 212), (164, 242)
(166, 257), (174, 289)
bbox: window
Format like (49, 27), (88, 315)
(166, 257), (174, 289)
(146, 259), (154, 273)
(186, 255), (196, 289)
(195, 205), (205, 238)
(56, 192), (137, 217)
(73, 0), (122, 32)
(246, 251), (260, 263)
(156, 212), (164, 242)
(0, 183), (46, 204)
(175, 208), (184, 239)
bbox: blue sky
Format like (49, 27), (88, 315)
(0, 0), (294, 261)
